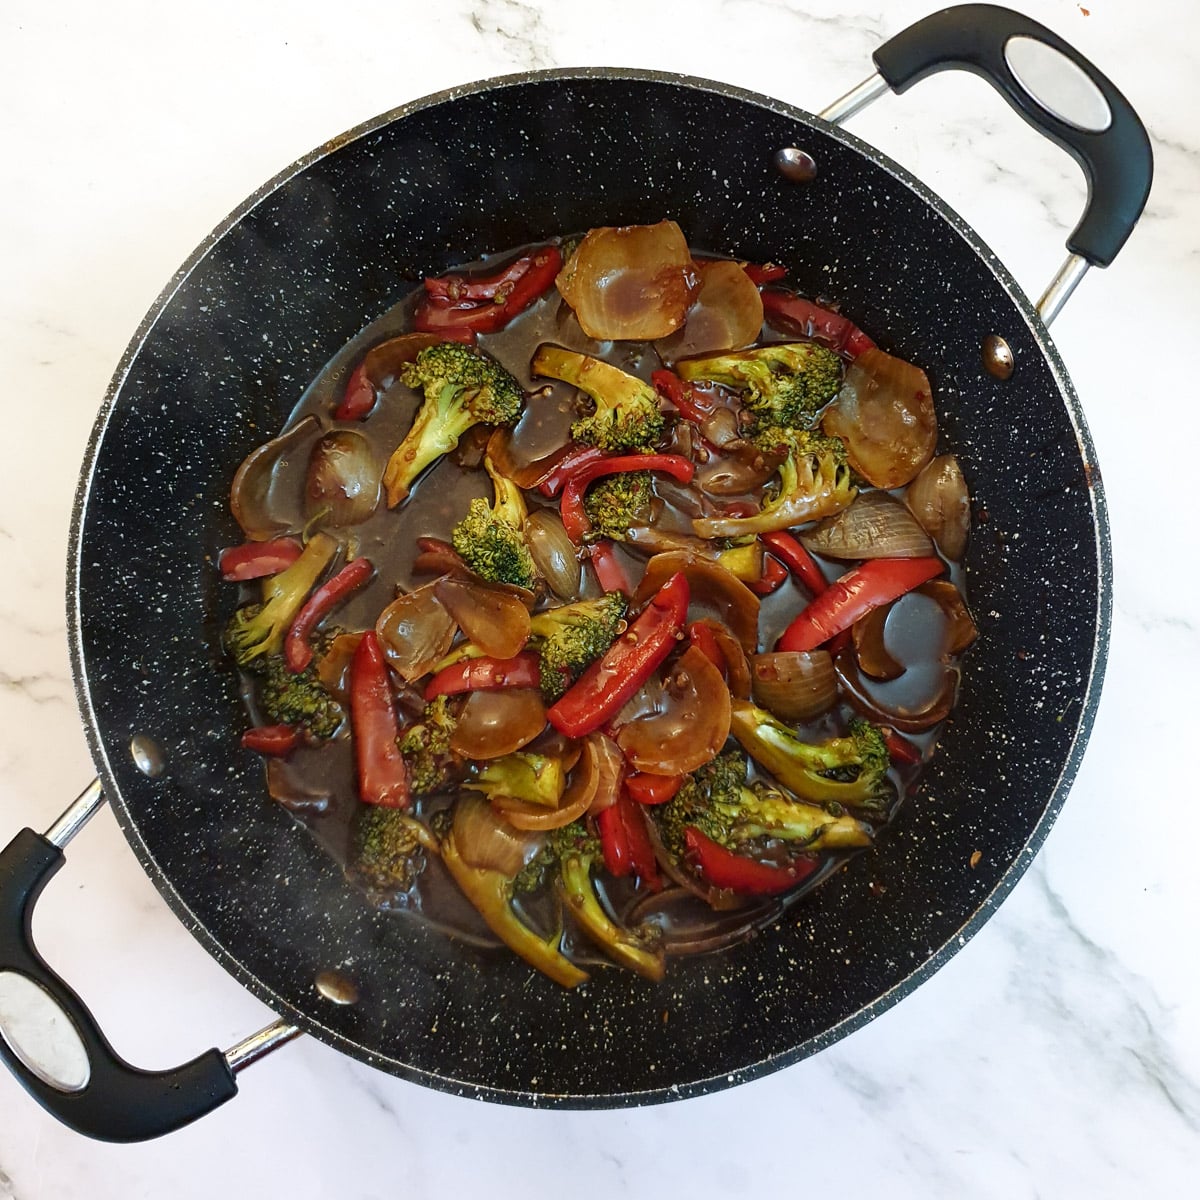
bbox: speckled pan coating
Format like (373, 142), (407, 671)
(66, 70), (1109, 1107)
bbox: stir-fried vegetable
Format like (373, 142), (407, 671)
(218, 223), (974, 987)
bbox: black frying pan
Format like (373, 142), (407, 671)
(0, 5), (1151, 1139)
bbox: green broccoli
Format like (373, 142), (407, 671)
(531, 344), (665, 452)
(450, 453), (537, 588)
(383, 342), (524, 506)
(252, 650), (344, 739)
(348, 804), (436, 895)
(675, 342), (843, 430)
(223, 532), (339, 666)
(655, 750), (874, 867)
(692, 427), (855, 538)
(728, 699), (892, 816)
(527, 593), (628, 701)
(581, 471), (653, 542)
(464, 752), (566, 808)
(399, 695), (458, 796)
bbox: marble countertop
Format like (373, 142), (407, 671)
(1, 0), (1196, 1194)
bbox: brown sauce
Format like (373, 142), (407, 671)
(231, 238), (969, 968)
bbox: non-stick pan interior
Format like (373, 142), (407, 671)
(69, 71), (1106, 1105)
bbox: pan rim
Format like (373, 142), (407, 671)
(64, 66), (1111, 1108)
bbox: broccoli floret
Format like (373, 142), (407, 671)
(692, 427), (855, 538)
(399, 695), (458, 796)
(728, 700), (892, 816)
(348, 804), (433, 895)
(545, 820), (665, 981)
(531, 344), (665, 452)
(581, 471), (653, 542)
(464, 752), (566, 808)
(527, 593), (628, 701)
(383, 342), (524, 506)
(675, 342), (843, 429)
(655, 750), (874, 867)
(223, 533), (339, 666)
(253, 651), (344, 739)
(450, 454), (537, 588)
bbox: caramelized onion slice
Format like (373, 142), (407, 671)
(231, 415), (320, 540)
(750, 651), (837, 720)
(524, 509), (582, 600)
(918, 580), (978, 655)
(822, 348), (936, 488)
(634, 552), (760, 654)
(453, 794), (543, 875)
(556, 221), (697, 340)
(375, 583), (457, 682)
(906, 455), (970, 560)
(450, 689), (547, 760)
(663, 259), (764, 358)
(434, 576), (531, 659)
(305, 430), (381, 527)
(616, 646), (732, 776)
(852, 608), (905, 681)
(801, 490), (934, 560)
(486, 428), (573, 491)
(835, 647), (959, 733)
(691, 618), (752, 700)
(316, 632), (365, 702)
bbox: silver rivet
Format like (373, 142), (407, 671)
(130, 734), (165, 777)
(315, 969), (360, 1006)
(774, 147), (818, 183)
(982, 334), (1015, 380)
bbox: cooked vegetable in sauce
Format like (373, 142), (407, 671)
(219, 223), (976, 986)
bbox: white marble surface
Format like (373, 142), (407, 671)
(0, 0), (1197, 1193)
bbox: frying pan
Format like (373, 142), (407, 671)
(0, 4), (1151, 1139)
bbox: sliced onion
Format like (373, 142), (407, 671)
(375, 583), (457, 682)
(230, 415), (320, 540)
(411, 536), (466, 578)
(834, 646), (959, 733)
(634, 552), (760, 653)
(852, 608), (904, 681)
(695, 442), (784, 496)
(486, 428), (575, 492)
(265, 757), (331, 815)
(918, 580), (978, 654)
(590, 734), (625, 814)
(642, 813), (748, 911)
(316, 631), (364, 702)
(524, 509), (582, 600)
(690, 618), (751, 700)
(662, 259), (764, 358)
(305, 430), (381, 527)
(556, 221), (698, 340)
(624, 886), (782, 955)
(699, 404), (742, 449)
(616, 646), (732, 776)
(822, 348), (937, 488)
(906, 455), (970, 560)
(750, 650), (837, 720)
(450, 689), (546, 760)
(800, 490), (934, 560)
(433, 576), (531, 659)
(452, 794), (543, 875)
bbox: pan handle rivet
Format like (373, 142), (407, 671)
(982, 334), (1015, 380)
(315, 969), (360, 1006)
(130, 734), (165, 777)
(774, 147), (818, 183)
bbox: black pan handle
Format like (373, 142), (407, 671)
(870, 3), (1152, 268)
(0, 792), (239, 1141)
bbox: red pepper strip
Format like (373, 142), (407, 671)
(588, 541), (632, 594)
(219, 537), (303, 582)
(413, 246), (562, 335)
(761, 291), (876, 359)
(284, 557), (374, 674)
(742, 262), (788, 286)
(547, 572), (690, 738)
(349, 631), (410, 808)
(424, 652), (541, 700)
(598, 790), (661, 888)
(538, 446), (607, 497)
(777, 557), (944, 654)
(761, 531), (827, 596)
(883, 727), (922, 765)
(241, 725), (302, 756)
(559, 454), (696, 543)
(596, 804), (632, 877)
(687, 621), (726, 674)
(746, 554), (789, 596)
(625, 772), (683, 806)
(685, 827), (818, 895)
(424, 252), (543, 302)
(650, 369), (715, 424)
